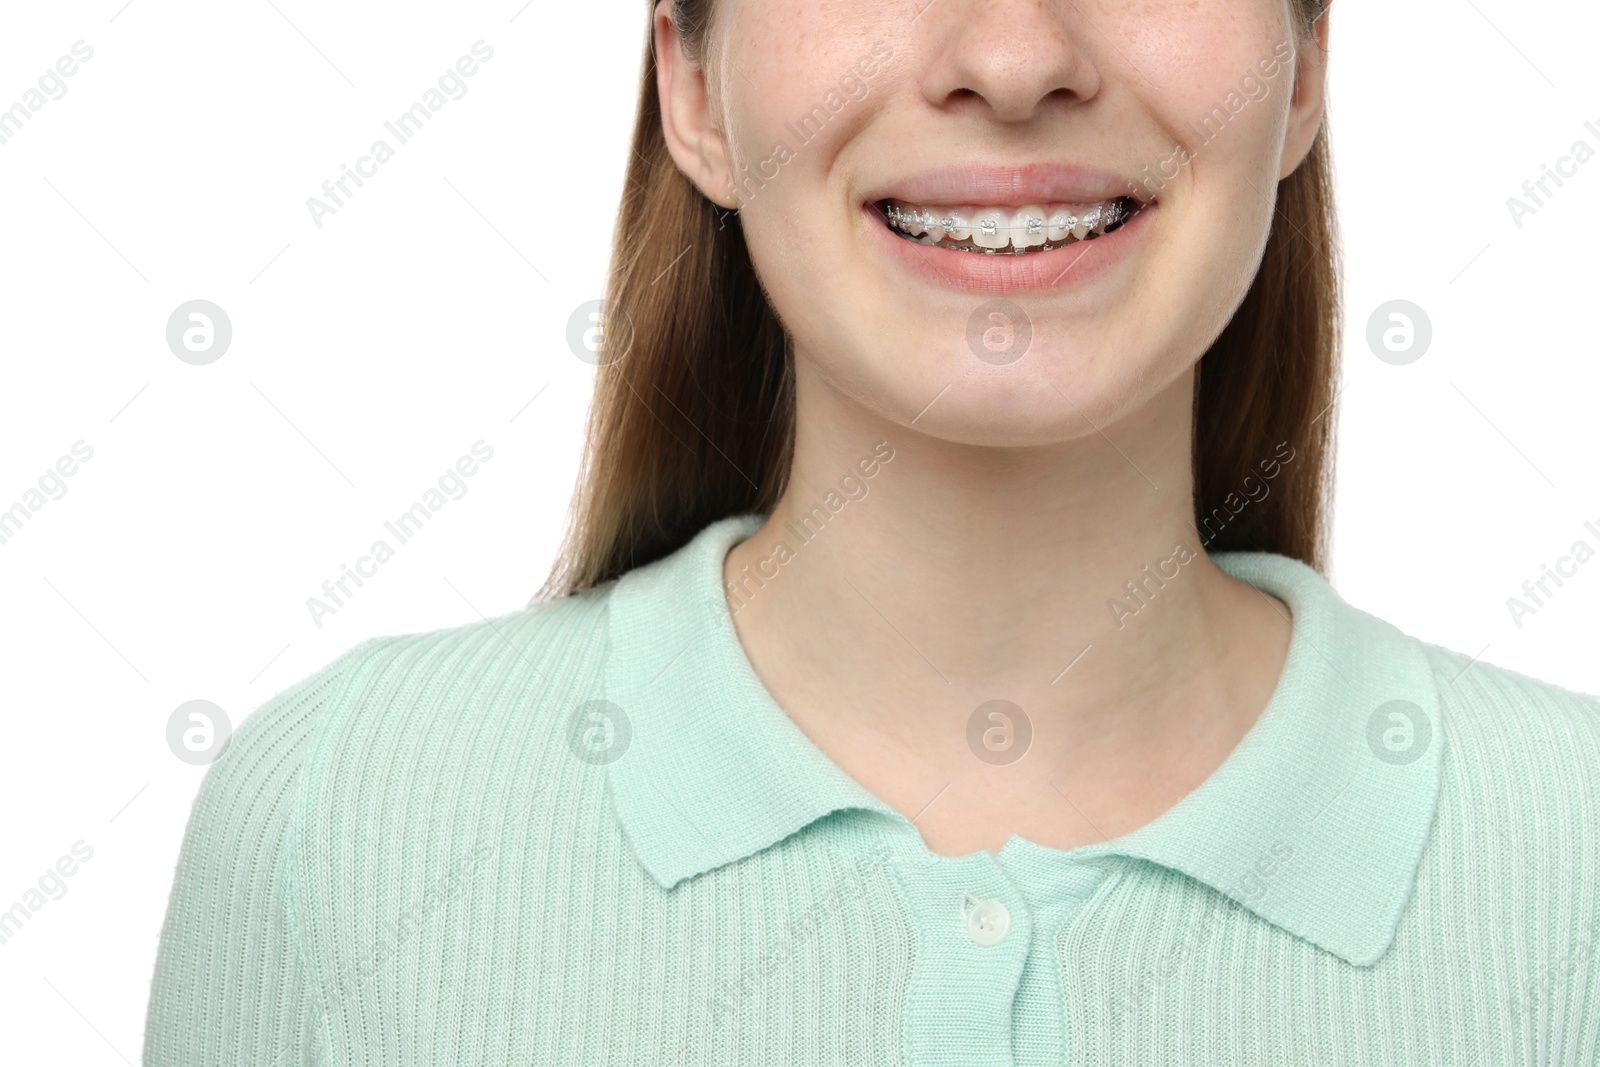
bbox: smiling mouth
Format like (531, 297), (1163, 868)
(874, 196), (1143, 255)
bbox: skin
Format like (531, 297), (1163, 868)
(656, 0), (1331, 857)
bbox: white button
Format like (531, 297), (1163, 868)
(961, 891), (1010, 946)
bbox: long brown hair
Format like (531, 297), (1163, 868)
(535, 0), (1339, 602)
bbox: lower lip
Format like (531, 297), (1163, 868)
(862, 201), (1152, 294)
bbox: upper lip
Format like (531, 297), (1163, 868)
(860, 161), (1150, 207)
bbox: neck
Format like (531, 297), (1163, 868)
(723, 362), (1292, 851)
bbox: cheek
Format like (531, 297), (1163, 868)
(718, 2), (883, 185)
(716, 0), (902, 203)
(717, 9), (893, 313)
(1118, 14), (1298, 320)
(1113, 1), (1298, 168)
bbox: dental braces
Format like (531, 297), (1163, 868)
(883, 198), (1130, 236)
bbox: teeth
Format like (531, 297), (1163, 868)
(1013, 205), (1047, 248)
(971, 208), (1009, 250)
(1072, 206), (1096, 241)
(884, 198), (1131, 252)
(1046, 209), (1077, 242)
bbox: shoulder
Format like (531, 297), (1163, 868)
(201, 583), (618, 836)
(301, 583), (618, 778)
(1418, 638), (1600, 784)
(149, 587), (621, 1059)
(281, 587), (627, 1000)
(1413, 636), (1599, 901)
(1402, 639), (1600, 1007)
(181, 635), (386, 840)
(332, 582), (615, 712)
(292, 579), (622, 806)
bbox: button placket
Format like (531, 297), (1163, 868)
(889, 848), (1031, 1067)
(994, 842), (1115, 1067)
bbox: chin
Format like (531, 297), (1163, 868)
(834, 348), (1164, 450)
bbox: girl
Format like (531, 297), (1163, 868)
(145, 1), (1599, 1063)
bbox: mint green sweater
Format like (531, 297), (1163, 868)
(144, 513), (1600, 1065)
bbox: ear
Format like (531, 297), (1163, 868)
(655, 0), (741, 210)
(1278, 4), (1330, 180)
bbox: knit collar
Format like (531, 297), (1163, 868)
(603, 513), (1442, 967)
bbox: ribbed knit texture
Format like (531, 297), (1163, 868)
(144, 516), (1600, 1066)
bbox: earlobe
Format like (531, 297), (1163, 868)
(1277, 8), (1331, 180)
(655, 4), (741, 210)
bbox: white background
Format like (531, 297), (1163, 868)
(0, 0), (1595, 1061)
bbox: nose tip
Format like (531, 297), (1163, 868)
(919, 4), (1097, 123)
